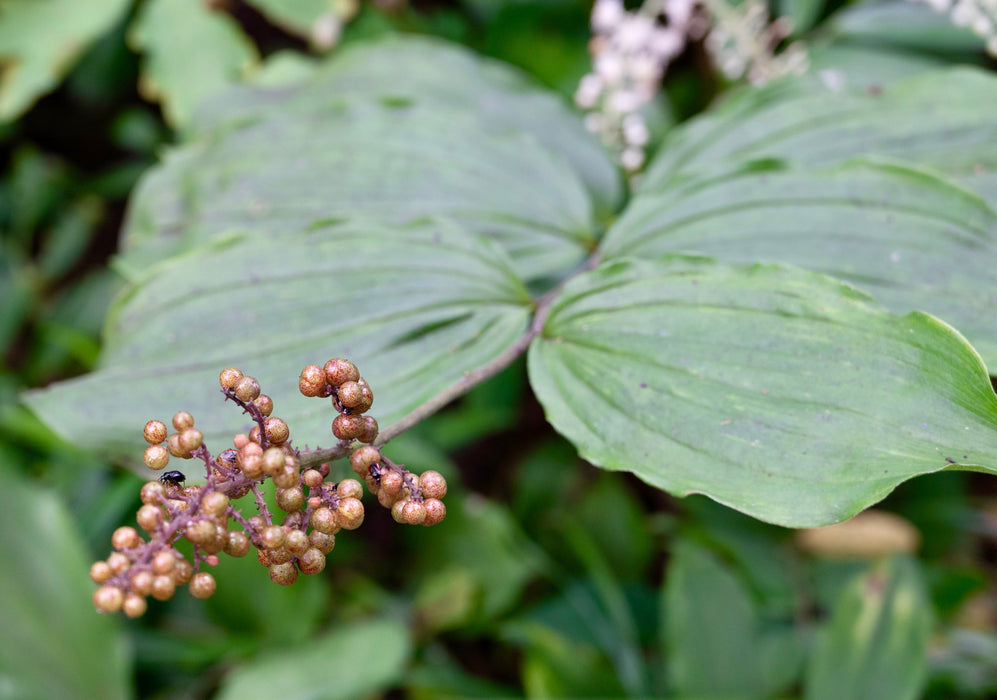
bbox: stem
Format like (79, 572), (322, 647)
(298, 286), (560, 468)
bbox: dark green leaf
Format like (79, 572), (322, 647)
(805, 555), (932, 700)
(528, 257), (997, 527)
(24, 219), (531, 463)
(603, 159), (997, 367)
(825, 0), (986, 54)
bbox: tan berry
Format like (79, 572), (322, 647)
(377, 489), (398, 508)
(112, 526), (141, 551)
(136, 504), (162, 531)
(143, 420), (168, 445)
(356, 378), (373, 412)
(269, 562), (298, 586)
(122, 594), (147, 618)
(184, 520), (214, 546)
(423, 498), (447, 526)
(201, 491), (229, 517)
(309, 530), (336, 554)
(310, 507), (337, 534)
(337, 381), (363, 409)
(262, 447), (285, 476)
(324, 358), (360, 386)
(93, 585), (124, 613)
(380, 470), (403, 497)
(285, 529), (309, 557)
(261, 525), (285, 549)
(173, 559), (194, 585)
(402, 501), (427, 525)
(107, 552), (129, 574)
(151, 575), (176, 601)
(178, 428), (203, 453)
(332, 414), (365, 441)
(391, 499), (408, 524)
(268, 547), (293, 565)
(233, 376), (261, 402)
(357, 416), (378, 444)
(248, 425), (262, 444)
(264, 417), (290, 446)
(254, 394), (274, 417)
(130, 570), (154, 596)
(233, 433), (250, 448)
(172, 411), (195, 431)
(240, 453), (264, 479)
(89, 561), (113, 584)
(140, 480), (166, 504)
(336, 497), (364, 530)
(273, 465), (300, 490)
(298, 364), (327, 397)
(225, 531), (251, 557)
(336, 479), (364, 500)
(276, 486), (305, 512)
(166, 433), (189, 458)
(257, 549), (273, 568)
(350, 446), (380, 475)
(189, 572), (217, 599)
(297, 548), (326, 574)
(219, 367), (244, 389)
(152, 550), (177, 575)
(302, 469), (324, 488)
(248, 515), (266, 531)
(420, 471), (448, 500)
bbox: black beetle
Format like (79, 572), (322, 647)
(159, 470), (186, 486)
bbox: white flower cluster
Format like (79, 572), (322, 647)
(576, 0), (808, 174)
(912, 0), (997, 56)
(575, 0), (701, 172)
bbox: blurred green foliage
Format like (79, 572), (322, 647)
(1, 0), (996, 698)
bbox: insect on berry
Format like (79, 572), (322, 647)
(159, 470), (186, 486)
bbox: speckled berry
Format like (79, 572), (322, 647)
(299, 364), (327, 397)
(324, 358), (360, 386)
(189, 572), (217, 599)
(144, 420), (168, 445)
(219, 367), (243, 389)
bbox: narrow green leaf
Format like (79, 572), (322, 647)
(128, 0), (259, 127)
(603, 159), (997, 367)
(528, 257), (997, 527)
(24, 219), (531, 463)
(642, 67), (997, 207)
(804, 555), (932, 700)
(664, 539), (800, 698)
(826, 0), (986, 54)
(0, 0), (130, 121)
(243, 0), (333, 37)
(0, 465), (130, 700)
(215, 617), (410, 700)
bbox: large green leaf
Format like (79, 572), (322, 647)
(602, 159), (997, 367)
(215, 617), (410, 700)
(528, 257), (997, 527)
(663, 539), (801, 698)
(804, 556), (932, 700)
(128, 0), (259, 127)
(24, 219), (531, 463)
(120, 35), (617, 284)
(0, 464), (130, 700)
(641, 67), (997, 206)
(0, 0), (130, 121)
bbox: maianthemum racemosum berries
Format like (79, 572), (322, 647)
(92, 358), (448, 616)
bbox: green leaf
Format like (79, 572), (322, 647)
(642, 67), (997, 207)
(23, 219), (531, 463)
(215, 617), (410, 700)
(663, 539), (801, 698)
(528, 256), (997, 527)
(0, 0), (130, 121)
(128, 0), (259, 127)
(121, 36), (618, 283)
(603, 159), (997, 367)
(244, 0), (335, 37)
(825, 0), (986, 54)
(0, 464), (130, 700)
(804, 555), (932, 700)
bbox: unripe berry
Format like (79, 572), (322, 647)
(285, 529), (309, 557)
(310, 507), (337, 534)
(182, 485), (200, 499)
(93, 585), (124, 613)
(140, 480), (166, 504)
(299, 364), (327, 397)
(234, 376), (261, 402)
(264, 417), (290, 446)
(282, 511), (306, 529)
(248, 425), (262, 444)
(173, 558), (194, 584)
(152, 550), (177, 575)
(377, 489), (398, 508)
(225, 531), (251, 557)
(248, 515), (266, 532)
(261, 525), (286, 549)
(356, 378), (374, 413)
(90, 561), (113, 584)
(240, 453), (264, 479)
(201, 526), (227, 555)
(357, 416), (379, 444)
(136, 504), (162, 531)
(122, 594), (147, 618)
(112, 526), (141, 551)
(336, 479), (364, 500)
(302, 469), (323, 488)
(262, 447), (285, 476)
(380, 470), (403, 497)
(130, 570), (154, 596)
(219, 367), (243, 389)
(178, 428), (203, 453)
(257, 548), (273, 567)
(402, 501), (427, 525)
(273, 465), (300, 490)
(166, 433), (190, 458)
(143, 420), (168, 444)
(420, 471), (448, 500)
(423, 498), (446, 526)
(254, 394), (274, 416)
(309, 530), (336, 554)
(269, 562), (298, 586)
(107, 552), (129, 574)
(324, 358), (359, 386)
(268, 547), (293, 565)
(184, 519), (215, 546)
(233, 433), (250, 448)
(337, 381), (363, 409)
(276, 486), (305, 512)
(391, 499), (408, 523)
(332, 414), (364, 441)
(350, 446), (380, 475)
(336, 497), (364, 530)
(189, 572), (217, 599)
(172, 411), (195, 431)
(297, 548), (326, 574)
(151, 575), (176, 601)
(201, 491), (229, 517)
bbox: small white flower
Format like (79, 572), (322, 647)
(622, 113), (650, 146)
(621, 147), (646, 171)
(592, 0), (625, 33)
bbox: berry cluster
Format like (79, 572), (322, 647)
(90, 359), (447, 616)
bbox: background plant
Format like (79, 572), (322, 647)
(2, 0), (997, 698)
